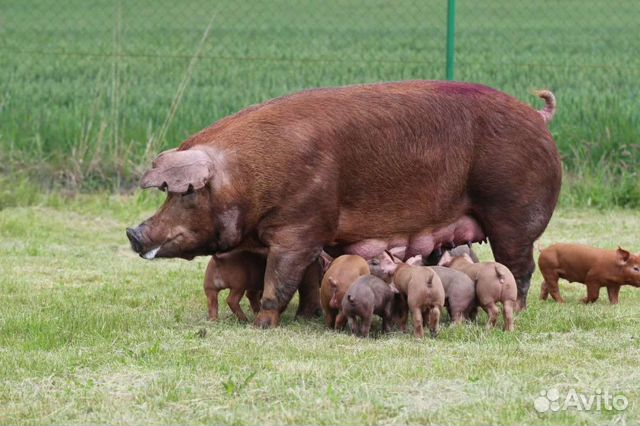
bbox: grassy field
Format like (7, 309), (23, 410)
(1, 2), (639, 424)
(1, 192), (639, 424)
(1, 1), (639, 205)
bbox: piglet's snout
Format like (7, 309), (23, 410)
(126, 226), (144, 254)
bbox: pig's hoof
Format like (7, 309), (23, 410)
(515, 298), (527, 312)
(295, 306), (322, 319)
(430, 330), (439, 338)
(254, 310), (280, 328)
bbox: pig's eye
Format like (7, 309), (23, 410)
(633, 266), (640, 273)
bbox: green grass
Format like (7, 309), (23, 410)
(1, 1), (639, 205)
(1, 193), (639, 424)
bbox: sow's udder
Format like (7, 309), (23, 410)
(343, 215), (485, 260)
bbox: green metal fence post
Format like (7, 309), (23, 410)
(446, 0), (456, 80)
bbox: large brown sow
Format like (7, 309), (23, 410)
(127, 80), (561, 328)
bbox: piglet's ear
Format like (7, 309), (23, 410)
(140, 148), (214, 193)
(438, 251), (453, 266)
(616, 247), (631, 264)
(329, 277), (338, 289)
(319, 252), (333, 273)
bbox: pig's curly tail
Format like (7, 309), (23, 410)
(535, 90), (556, 124)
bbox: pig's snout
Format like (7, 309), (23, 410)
(126, 226), (145, 254)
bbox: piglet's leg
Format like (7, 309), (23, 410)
(503, 300), (515, 332)
(382, 303), (393, 333)
(539, 281), (549, 300)
(347, 317), (358, 336)
(246, 290), (261, 314)
(451, 310), (463, 325)
(582, 283), (600, 304)
(412, 307), (424, 338)
(607, 286), (620, 305)
(255, 246), (321, 328)
(484, 302), (500, 329)
(324, 310), (337, 328)
(203, 261), (220, 321)
(227, 288), (249, 322)
(360, 314), (373, 338)
(427, 307), (440, 338)
(335, 311), (348, 330)
(541, 269), (564, 303)
(205, 287), (219, 321)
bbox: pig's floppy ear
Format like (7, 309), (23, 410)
(319, 252), (334, 273)
(438, 251), (453, 266)
(616, 247), (631, 264)
(140, 149), (214, 193)
(329, 277), (338, 289)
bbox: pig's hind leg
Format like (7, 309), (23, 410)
(483, 302), (500, 329)
(411, 307), (424, 338)
(335, 311), (348, 330)
(427, 306), (441, 337)
(203, 260), (220, 321)
(360, 314), (373, 338)
(205, 287), (220, 321)
(246, 290), (262, 314)
(227, 288), (249, 322)
(540, 267), (564, 303)
(324, 310), (337, 328)
(347, 316), (358, 336)
(503, 300), (515, 331)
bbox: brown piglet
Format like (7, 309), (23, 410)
(439, 251), (517, 331)
(374, 251), (445, 337)
(320, 255), (370, 329)
(203, 250), (265, 321)
(204, 250), (321, 321)
(341, 274), (397, 337)
(538, 244), (640, 304)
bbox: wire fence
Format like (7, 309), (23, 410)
(1, 1), (639, 189)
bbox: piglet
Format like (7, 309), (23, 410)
(341, 274), (397, 337)
(204, 250), (321, 321)
(538, 244), (640, 304)
(321, 254), (370, 329)
(370, 251), (446, 336)
(423, 243), (480, 266)
(406, 255), (477, 324)
(203, 250), (265, 321)
(393, 260), (445, 338)
(426, 266), (477, 324)
(439, 251), (517, 331)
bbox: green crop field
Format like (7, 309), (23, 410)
(1, 0), (639, 205)
(1, 193), (639, 424)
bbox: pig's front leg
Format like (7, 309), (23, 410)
(255, 246), (321, 328)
